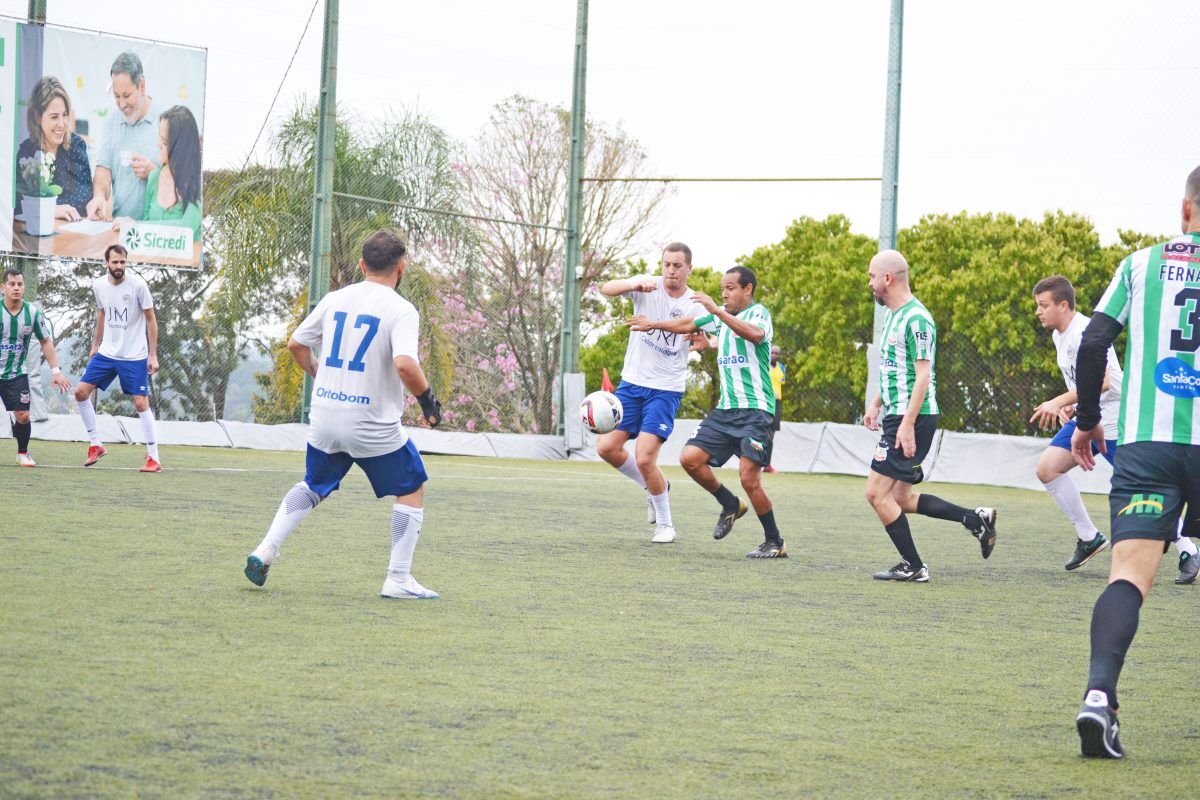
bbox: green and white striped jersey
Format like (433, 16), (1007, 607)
(878, 297), (938, 417)
(695, 303), (775, 414)
(0, 300), (48, 380)
(1093, 232), (1200, 446)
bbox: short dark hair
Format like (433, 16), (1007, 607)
(1033, 275), (1075, 310)
(3, 267), (23, 282)
(1188, 164), (1200, 204)
(725, 265), (758, 295)
(362, 230), (408, 273)
(663, 242), (692, 264)
(105, 244), (128, 262)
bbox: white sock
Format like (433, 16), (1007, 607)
(77, 397), (102, 446)
(138, 409), (159, 460)
(615, 451), (647, 489)
(256, 482), (321, 560)
(388, 503), (425, 577)
(1176, 518), (1199, 557)
(650, 489), (672, 527)
(1043, 474), (1098, 541)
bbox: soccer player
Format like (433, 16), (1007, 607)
(1031, 275), (1200, 579)
(863, 250), (997, 583)
(73, 244), (161, 472)
(1071, 165), (1200, 758)
(1, 268), (72, 466)
(596, 242), (706, 543)
(244, 230), (444, 600)
(629, 265), (786, 558)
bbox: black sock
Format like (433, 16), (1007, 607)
(14, 421), (31, 453)
(758, 510), (781, 543)
(711, 483), (740, 512)
(884, 514), (922, 569)
(1086, 579), (1143, 709)
(917, 494), (982, 532)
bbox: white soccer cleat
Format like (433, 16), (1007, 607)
(651, 524), (677, 544)
(381, 574), (439, 600)
(16, 453), (36, 468)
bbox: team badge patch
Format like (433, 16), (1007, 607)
(873, 444), (888, 462)
(19, 392), (31, 404)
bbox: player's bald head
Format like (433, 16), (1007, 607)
(1187, 165), (1200, 205)
(870, 249), (910, 281)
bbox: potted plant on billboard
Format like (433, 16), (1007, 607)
(18, 151), (61, 236)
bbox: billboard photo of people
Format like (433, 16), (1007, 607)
(0, 21), (206, 267)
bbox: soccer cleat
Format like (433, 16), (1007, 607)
(244, 554), (270, 587)
(1076, 690), (1124, 758)
(872, 561), (930, 582)
(83, 444), (107, 467)
(381, 574), (438, 600)
(1066, 532), (1109, 571)
(16, 452), (36, 468)
(746, 540), (788, 558)
(713, 499), (748, 540)
(140, 456), (163, 473)
(973, 507), (998, 559)
(650, 524), (677, 544)
(1177, 551), (1199, 585)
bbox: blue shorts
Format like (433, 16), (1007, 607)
(81, 353), (150, 396)
(304, 440), (428, 499)
(1050, 419), (1116, 467)
(614, 381), (683, 440)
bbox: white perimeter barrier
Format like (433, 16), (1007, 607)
(4, 414), (1111, 495)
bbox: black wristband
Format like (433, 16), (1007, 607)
(416, 388), (442, 428)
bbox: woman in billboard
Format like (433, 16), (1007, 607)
(16, 76), (93, 220)
(139, 105), (202, 238)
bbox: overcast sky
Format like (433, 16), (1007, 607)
(9, 0), (1197, 269)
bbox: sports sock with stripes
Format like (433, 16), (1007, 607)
(388, 503), (425, 578)
(257, 482), (321, 558)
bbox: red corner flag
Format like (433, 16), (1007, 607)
(601, 368), (614, 393)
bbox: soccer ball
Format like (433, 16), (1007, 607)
(580, 391), (623, 434)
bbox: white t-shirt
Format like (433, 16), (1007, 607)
(620, 276), (707, 392)
(1054, 311), (1123, 440)
(292, 281), (421, 458)
(93, 274), (154, 360)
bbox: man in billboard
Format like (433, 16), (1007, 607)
(85, 51), (160, 222)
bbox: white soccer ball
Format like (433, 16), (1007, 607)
(580, 390), (623, 434)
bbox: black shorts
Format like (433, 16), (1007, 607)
(686, 408), (775, 467)
(0, 375), (31, 411)
(869, 414), (938, 485)
(1109, 441), (1200, 546)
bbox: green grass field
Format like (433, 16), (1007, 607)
(2, 440), (1197, 798)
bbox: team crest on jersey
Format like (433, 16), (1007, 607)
(20, 325), (33, 337)
(887, 335), (897, 346)
(670, 309), (683, 319)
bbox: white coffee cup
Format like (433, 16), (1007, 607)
(120, 150), (133, 167)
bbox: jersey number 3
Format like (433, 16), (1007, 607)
(325, 312), (381, 372)
(1171, 288), (1200, 353)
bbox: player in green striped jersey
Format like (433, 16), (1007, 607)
(863, 251), (997, 583)
(629, 266), (786, 558)
(1070, 165), (1200, 759)
(1, 268), (73, 466)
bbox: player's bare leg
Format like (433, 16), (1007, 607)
(381, 485), (437, 600)
(132, 394), (161, 472)
(1036, 446), (1108, 569)
(681, 444), (746, 540)
(740, 456), (785, 558)
(867, 472), (927, 581)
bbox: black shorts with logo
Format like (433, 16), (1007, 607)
(686, 408), (775, 467)
(0, 374), (31, 411)
(869, 413), (938, 485)
(1109, 440), (1200, 546)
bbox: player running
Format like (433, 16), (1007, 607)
(244, 230), (444, 600)
(629, 266), (786, 558)
(1, 268), (72, 466)
(73, 244), (161, 472)
(597, 242), (706, 543)
(1071, 165), (1200, 758)
(1031, 275), (1200, 579)
(863, 250), (997, 583)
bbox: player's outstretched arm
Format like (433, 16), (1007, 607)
(627, 314), (698, 334)
(394, 355), (442, 428)
(601, 277), (657, 297)
(287, 337), (319, 377)
(691, 292), (766, 344)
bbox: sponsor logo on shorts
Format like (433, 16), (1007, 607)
(315, 386), (371, 405)
(748, 438), (764, 452)
(658, 423), (669, 431)
(1119, 493), (1164, 517)
(1154, 357), (1200, 398)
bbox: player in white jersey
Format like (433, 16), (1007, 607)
(243, 231), (444, 599)
(597, 243), (707, 544)
(74, 244), (161, 472)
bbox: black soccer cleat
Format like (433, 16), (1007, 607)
(746, 540), (788, 559)
(1177, 551), (1199, 585)
(1076, 690), (1124, 759)
(973, 507), (997, 559)
(713, 499), (748, 540)
(1066, 532), (1109, 571)
(872, 561), (929, 582)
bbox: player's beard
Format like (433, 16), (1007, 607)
(108, 267), (125, 281)
(873, 291), (885, 306)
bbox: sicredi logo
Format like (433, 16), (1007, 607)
(120, 222), (193, 259)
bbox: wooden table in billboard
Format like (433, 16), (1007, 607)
(12, 218), (201, 267)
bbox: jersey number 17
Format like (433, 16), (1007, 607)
(325, 311), (381, 372)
